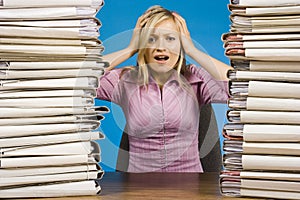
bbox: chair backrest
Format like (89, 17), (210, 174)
(198, 104), (222, 172)
(116, 103), (222, 172)
(115, 128), (130, 172)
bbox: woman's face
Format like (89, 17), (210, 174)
(144, 18), (181, 74)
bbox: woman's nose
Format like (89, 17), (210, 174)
(156, 38), (166, 50)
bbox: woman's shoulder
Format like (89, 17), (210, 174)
(185, 64), (227, 85)
(108, 66), (138, 83)
(184, 64), (206, 83)
(185, 64), (206, 75)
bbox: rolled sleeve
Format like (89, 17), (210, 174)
(96, 68), (123, 104)
(200, 70), (229, 104)
(189, 65), (229, 104)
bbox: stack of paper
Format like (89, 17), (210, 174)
(220, 1), (300, 199)
(0, 0), (109, 198)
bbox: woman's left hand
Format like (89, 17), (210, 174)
(172, 12), (195, 55)
(172, 12), (232, 80)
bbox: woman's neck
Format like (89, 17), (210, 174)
(150, 70), (173, 88)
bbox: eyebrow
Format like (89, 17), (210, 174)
(150, 32), (177, 36)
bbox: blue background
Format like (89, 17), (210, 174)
(95, 0), (231, 171)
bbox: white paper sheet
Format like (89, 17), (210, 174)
(249, 61), (300, 72)
(241, 179), (300, 193)
(0, 180), (100, 198)
(0, 7), (101, 20)
(0, 61), (107, 69)
(230, 70), (300, 82)
(0, 77), (98, 90)
(0, 89), (96, 98)
(2, 0), (102, 8)
(0, 171), (101, 187)
(0, 154), (96, 168)
(0, 123), (99, 138)
(0, 163), (100, 177)
(0, 26), (99, 39)
(248, 81), (300, 98)
(243, 40), (300, 48)
(0, 69), (103, 79)
(231, 15), (300, 27)
(0, 114), (100, 125)
(0, 106), (107, 118)
(0, 96), (94, 107)
(246, 97), (300, 111)
(242, 154), (300, 171)
(1, 141), (99, 156)
(252, 17), (300, 27)
(0, 131), (103, 148)
(0, 7), (78, 19)
(251, 26), (300, 34)
(241, 188), (300, 200)
(246, 5), (300, 16)
(0, 37), (82, 45)
(239, 0), (300, 6)
(230, 26), (300, 34)
(244, 124), (300, 142)
(243, 142), (300, 155)
(0, 19), (100, 28)
(241, 171), (300, 181)
(0, 44), (86, 54)
(243, 34), (300, 41)
(245, 49), (300, 61)
(241, 110), (300, 124)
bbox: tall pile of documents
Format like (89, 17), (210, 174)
(0, 0), (109, 198)
(220, 0), (300, 199)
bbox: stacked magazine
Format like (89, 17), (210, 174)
(0, 0), (109, 198)
(220, 0), (300, 199)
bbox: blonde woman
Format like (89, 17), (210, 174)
(97, 5), (232, 172)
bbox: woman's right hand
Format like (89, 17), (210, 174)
(103, 9), (151, 71)
(127, 10), (151, 54)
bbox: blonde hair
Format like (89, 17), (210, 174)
(136, 5), (188, 88)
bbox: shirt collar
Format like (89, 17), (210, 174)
(121, 64), (203, 84)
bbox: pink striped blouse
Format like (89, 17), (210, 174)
(97, 64), (229, 172)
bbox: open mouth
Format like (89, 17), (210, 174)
(154, 55), (169, 61)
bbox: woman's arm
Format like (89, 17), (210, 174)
(103, 11), (150, 71)
(185, 47), (232, 81)
(173, 12), (232, 81)
(103, 47), (136, 71)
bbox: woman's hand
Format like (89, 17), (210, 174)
(128, 9), (152, 53)
(172, 12), (232, 80)
(104, 11), (150, 71)
(127, 16), (142, 54)
(172, 12), (196, 55)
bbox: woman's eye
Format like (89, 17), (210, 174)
(148, 37), (156, 43)
(166, 36), (175, 41)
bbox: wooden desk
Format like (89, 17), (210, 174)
(18, 172), (259, 200)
